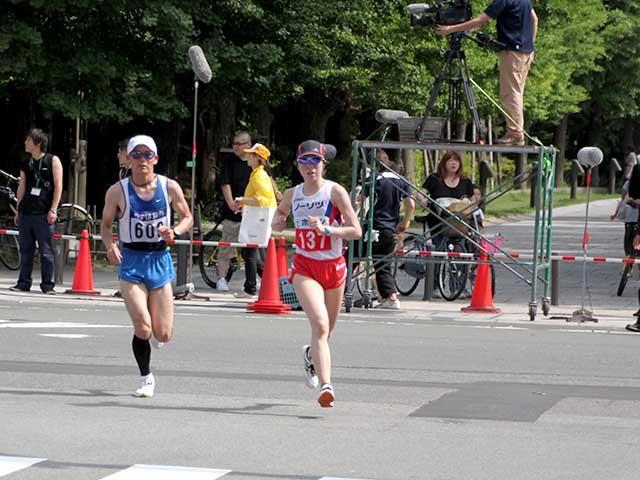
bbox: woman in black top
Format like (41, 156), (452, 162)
(422, 151), (479, 248)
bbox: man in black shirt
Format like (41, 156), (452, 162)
(437, 0), (538, 145)
(11, 129), (63, 293)
(365, 149), (415, 310)
(217, 131), (253, 293)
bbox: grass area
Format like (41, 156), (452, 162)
(485, 189), (619, 218)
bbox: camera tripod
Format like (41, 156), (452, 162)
(416, 32), (485, 142)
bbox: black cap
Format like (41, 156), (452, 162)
(296, 140), (337, 161)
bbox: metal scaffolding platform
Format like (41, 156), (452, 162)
(346, 139), (557, 321)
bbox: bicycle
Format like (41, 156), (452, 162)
(616, 222), (639, 297)
(393, 210), (496, 301)
(56, 203), (95, 262)
(0, 168), (20, 270)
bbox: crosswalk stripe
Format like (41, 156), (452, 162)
(99, 464), (231, 479)
(0, 456), (46, 476)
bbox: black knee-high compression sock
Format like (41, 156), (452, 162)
(132, 335), (151, 376)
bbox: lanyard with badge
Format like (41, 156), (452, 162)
(30, 155), (49, 196)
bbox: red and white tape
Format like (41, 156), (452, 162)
(0, 229), (263, 249)
(0, 228), (637, 265)
(398, 249), (640, 265)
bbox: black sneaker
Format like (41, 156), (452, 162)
(9, 285), (29, 292)
(634, 309), (640, 317)
(626, 322), (640, 333)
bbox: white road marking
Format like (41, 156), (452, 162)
(99, 464), (231, 479)
(0, 456), (46, 476)
(39, 334), (93, 339)
(320, 477), (373, 480)
(0, 321), (125, 329)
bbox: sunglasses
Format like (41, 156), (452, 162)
(129, 151), (156, 160)
(297, 155), (323, 166)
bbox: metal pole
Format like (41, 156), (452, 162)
(188, 79), (198, 285)
(551, 253), (560, 306)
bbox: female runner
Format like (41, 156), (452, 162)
(272, 140), (361, 407)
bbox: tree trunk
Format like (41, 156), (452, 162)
(623, 118), (634, 149)
(204, 94), (237, 197)
(553, 113), (569, 187)
(403, 149), (415, 185)
(515, 153), (527, 190)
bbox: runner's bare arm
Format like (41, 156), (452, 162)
(101, 184), (123, 264)
(272, 187), (293, 232)
(159, 179), (193, 241)
(322, 184), (361, 240)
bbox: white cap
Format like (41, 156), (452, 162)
(127, 135), (158, 155)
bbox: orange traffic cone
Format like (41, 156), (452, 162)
(247, 238), (291, 314)
(277, 236), (289, 278)
(461, 251), (499, 314)
(65, 229), (100, 295)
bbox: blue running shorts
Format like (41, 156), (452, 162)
(119, 248), (175, 290)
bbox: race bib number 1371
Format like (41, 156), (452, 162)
(295, 228), (331, 252)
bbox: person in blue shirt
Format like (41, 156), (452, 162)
(437, 0), (538, 146)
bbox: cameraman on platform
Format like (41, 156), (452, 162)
(436, 0), (538, 146)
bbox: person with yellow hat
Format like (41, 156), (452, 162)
(232, 143), (277, 298)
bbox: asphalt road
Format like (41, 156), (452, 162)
(2, 293), (640, 480)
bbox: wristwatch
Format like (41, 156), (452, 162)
(49, 208), (57, 214)
(323, 226), (331, 236)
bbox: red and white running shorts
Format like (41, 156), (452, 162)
(291, 254), (346, 291)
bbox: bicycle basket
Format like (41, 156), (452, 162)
(436, 200), (474, 238)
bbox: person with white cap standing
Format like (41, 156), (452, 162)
(272, 140), (362, 408)
(101, 134), (193, 398)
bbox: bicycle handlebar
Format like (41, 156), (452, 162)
(0, 169), (19, 183)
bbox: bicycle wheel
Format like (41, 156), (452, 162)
(0, 230), (20, 270)
(618, 262), (633, 297)
(393, 235), (422, 297)
(437, 240), (468, 301)
(198, 228), (235, 289)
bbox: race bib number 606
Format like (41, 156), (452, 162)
(295, 228), (331, 252)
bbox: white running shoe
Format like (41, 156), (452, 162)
(133, 373), (155, 398)
(376, 298), (401, 310)
(318, 383), (335, 408)
(216, 278), (230, 291)
(150, 338), (164, 350)
(302, 345), (319, 389)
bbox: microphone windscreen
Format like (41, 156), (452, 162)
(375, 109), (409, 124)
(188, 45), (212, 84)
(577, 147), (603, 168)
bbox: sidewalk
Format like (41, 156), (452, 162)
(0, 198), (636, 330)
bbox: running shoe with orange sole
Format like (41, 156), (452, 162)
(318, 383), (335, 407)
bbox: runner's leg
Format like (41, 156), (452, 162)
(148, 283), (174, 343)
(293, 274), (331, 385)
(120, 281), (152, 375)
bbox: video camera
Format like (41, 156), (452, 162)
(408, 0), (472, 28)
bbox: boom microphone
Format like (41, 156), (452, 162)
(188, 45), (212, 84)
(577, 147), (603, 169)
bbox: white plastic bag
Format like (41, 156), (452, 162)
(239, 205), (275, 246)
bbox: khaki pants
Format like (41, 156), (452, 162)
(499, 50), (534, 136)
